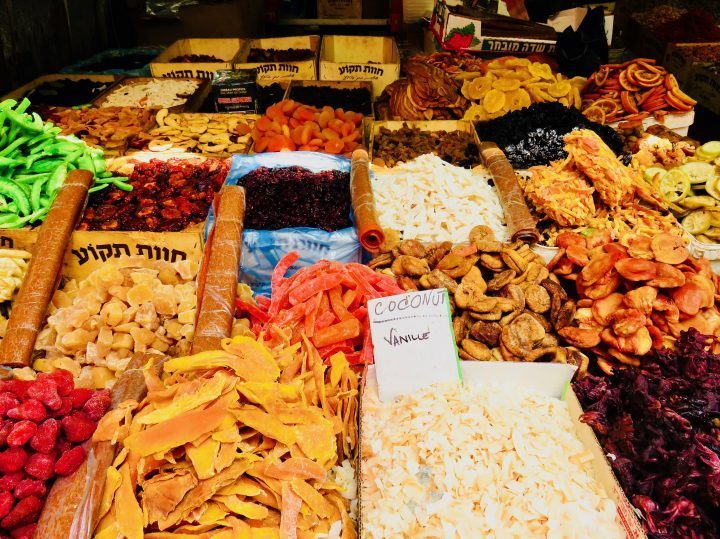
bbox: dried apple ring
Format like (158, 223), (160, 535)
(483, 89), (506, 114)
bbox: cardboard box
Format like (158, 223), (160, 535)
(287, 79), (374, 117)
(318, 0), (362, 18)
(235, 36), (320, 83)
(0, 230), (39, 252)
(150, 38), (246, 80)
(609, 110), (695, 137)
(547, 7), (614, 46)
(431, 0), (557, 56)
(65, 229), (204, 280)
(369, 120), (481, 165)
(360, 362), (648, 538)
(92, 77), (209, 113)
(319, 36), (400, 98)
(687, 64), (720, 116)
(1, 73), (119, 104)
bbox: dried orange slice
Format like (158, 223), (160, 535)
(594, 66), (610, 86)
(483, 89), (506, 114)
(670, 87), (697, 107)
(592, 98), (620, 116)
(547, 81), (571, 98)
(664, 73), (679, 92)
(620, 91), (638, 114)
(634, 70), (662, 88)
(619, 71), (640, 92)
(583, 106), (606, 124)
(492, 78), (521, 92)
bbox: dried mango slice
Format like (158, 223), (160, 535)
(187, 438), (220, 479)
(280, 481), (302, 539)
(97, 466), (122, 524)
(492, 78), (521, 92)
(218, 496), (270, 520)
(293, 420), (336, 466)
(234, 407), (297, 446)
(218, 477), (265, 497)
(290, 479), (337, 520)
(483, 89), (506, 114)
(265, 458), (327, 482)
(237, 382), (301, 411)
(143, 469), (199, 524)
(139, 372), (229, 425)
(115, 463), (144, 539)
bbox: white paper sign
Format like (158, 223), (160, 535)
(368, 288), (461, 402)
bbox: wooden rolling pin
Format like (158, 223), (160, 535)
(191, 185), (246, 353)
(0, 169), (93, 367)
(351, 149), (385, 252)
(479, 142), (540, 244)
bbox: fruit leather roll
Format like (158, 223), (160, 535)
(192, 185), (246, 353)
(0, 169), (94, 367)
(35, 356), (160, 538)
(351, 149), (385, 252)
(480, 142), (540, 244)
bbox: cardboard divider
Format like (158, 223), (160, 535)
(0, 170), (94, 367)
(150, 38), (247, 79)
(235, 36), (321, 82)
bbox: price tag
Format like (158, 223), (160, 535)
(368, 288), (461, 401)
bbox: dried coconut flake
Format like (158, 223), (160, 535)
(361, 382), (626, 539)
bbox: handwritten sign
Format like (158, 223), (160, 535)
(368, 289), (461, 401)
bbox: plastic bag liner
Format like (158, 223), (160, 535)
(206, 152), (361, 296)
(60, 47), (165, 77)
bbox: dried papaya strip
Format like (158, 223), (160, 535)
(304, 292), (323, 338)
(315, 311), (336, 332)
(312, 318), (361, 349)
(318, 341), (354, 360)
(288, 273), (345, 305)
(236, 299), (270, 324)
(271, 251), (300, 300)
(329, 286), (353, 322)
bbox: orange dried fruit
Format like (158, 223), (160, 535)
(615, 258), (657, 281)
(650, 234), (689, 265)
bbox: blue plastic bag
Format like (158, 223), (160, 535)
(207, 152), (361, 296)
(61, 47), (165, 77)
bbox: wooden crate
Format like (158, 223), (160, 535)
(287, 79), (373, 117)
(369, 120), (481, 166)
(92, 77), (209, 113)
(319, 35), (400, 98)
(235, 36), (320, 82)
(1, 73), (119, 104)
(150, 38), (246, 79)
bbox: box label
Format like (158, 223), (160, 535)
(368, 288), (461, 401)
(163, 69), (217, 79)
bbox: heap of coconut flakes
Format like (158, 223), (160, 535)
(361, 381), (626, 539)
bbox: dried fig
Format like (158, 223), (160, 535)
(461, 338), (492, 360)
(487, 269), (516, 291)
(391, 255), (430, 277)
(525, 284), (551, 314)
(398, 239), (427, 258)
(501, 284), (525, 312)
(500, 313), (546, 356)
(480, 253), (505, 272)
(422, 269), (458, 294)
(469, 320), (501, 347)
(369, 253), (393, 269)
(437, 253), (477, 278)
(426, 241), (453, 268)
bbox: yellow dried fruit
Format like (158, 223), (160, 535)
(483, 89), (506, 114)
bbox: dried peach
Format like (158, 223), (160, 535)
(646, 263), (686, 289)
(615, 258), (656, 281)
(650, 233), (689, 265)
(591, 292), (624, 326)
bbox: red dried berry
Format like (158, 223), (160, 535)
(6, 423), (36, 448)
(7, 400), (46, 423)
(0, 395), (19, 418)
(0, 448), (27, 474)
(24, 453), (54, 481)
(0, 422), (13, 447)
(82, 390), (111, 422)
(4, 382), (31, 401)
(0, 473), (24, 492)
(9, 524), (36, 539)
(54, 445), (86, 477)
(0, 496), (42, 529)
(69, 389), (93, 410)
(0, 491), (12, 519)
(13, 479), (46, 500)
(29, 420), (58, 455)
(44, 370), (74, 397)
(26, 380), (61, 412)
(52, 397), (73, 418)
(54, 439), (71, 457)
(61, 412), (96, 443)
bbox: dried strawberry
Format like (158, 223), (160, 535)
(13, 479), (46, 500)
(26, 380), (61, 411)
(9, 524), (36, 539)
(61, 412), (96, 443)
(6, 423), (36, 448)
(82, 390), (111, 421)
(0, 448), (28, 474)
(3, 382), (31, 401)
(69, 389), (93, 410)
(24, 453), (54, 481)
(54, 446), (86, 477)
(29, 420), (58, 455)
(0, 473), (24, 492)
(0, 491), (12, 520)
(0, 422), (13, 447)
(52, 398), (72, 418)
(54, 439), (71, 457)
(43, 370), (74, 397)
(0, 395), (19, 418)
(7, 400), (46, 423)
(0, 496), (42, 529)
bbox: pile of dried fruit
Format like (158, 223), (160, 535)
(377, 61), (467, 120)
(522, 130), (680, 245)
(25, 78), (112, 108)
(168, 54), (224, 62)
(137, 109), (254, 154)
(550, 231), (719, 372)
(670, 43), (720, 64)
(575, 328), (720, 539)
(623, 124), (697, 169)
(462, 57), (586, 122)
(92, 335), (358, 537)
(289, 85), (372, 117)
(33, 262), (197, 389)
(655, 9), (720, 42)
(408, 51), (485, 76)
(238, 166), (351, 231)
(0, 250), (30, 303)
(236, 252), (403, 365)
(0, 371), (110, 538)
(247, 47), (314, 62)
(46, 106), (155, 156)
(581, 59), (696, 125)
(372, 226), (588, 372)
(79, 157), (228, 231)
(372, 124), (479, 168)
(100, 79), (200, 109)
(251, 99), (363, 155)
(475, 102), (623, 169)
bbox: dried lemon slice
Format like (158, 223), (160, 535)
(682, 210), (712, 235)
(492, 78), (521, 92)
(483, 89), (506, 114)
(659, 169), (691, 203)
(548, 81), (571, 98)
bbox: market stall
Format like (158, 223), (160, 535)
(0, 3), (718, 537)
